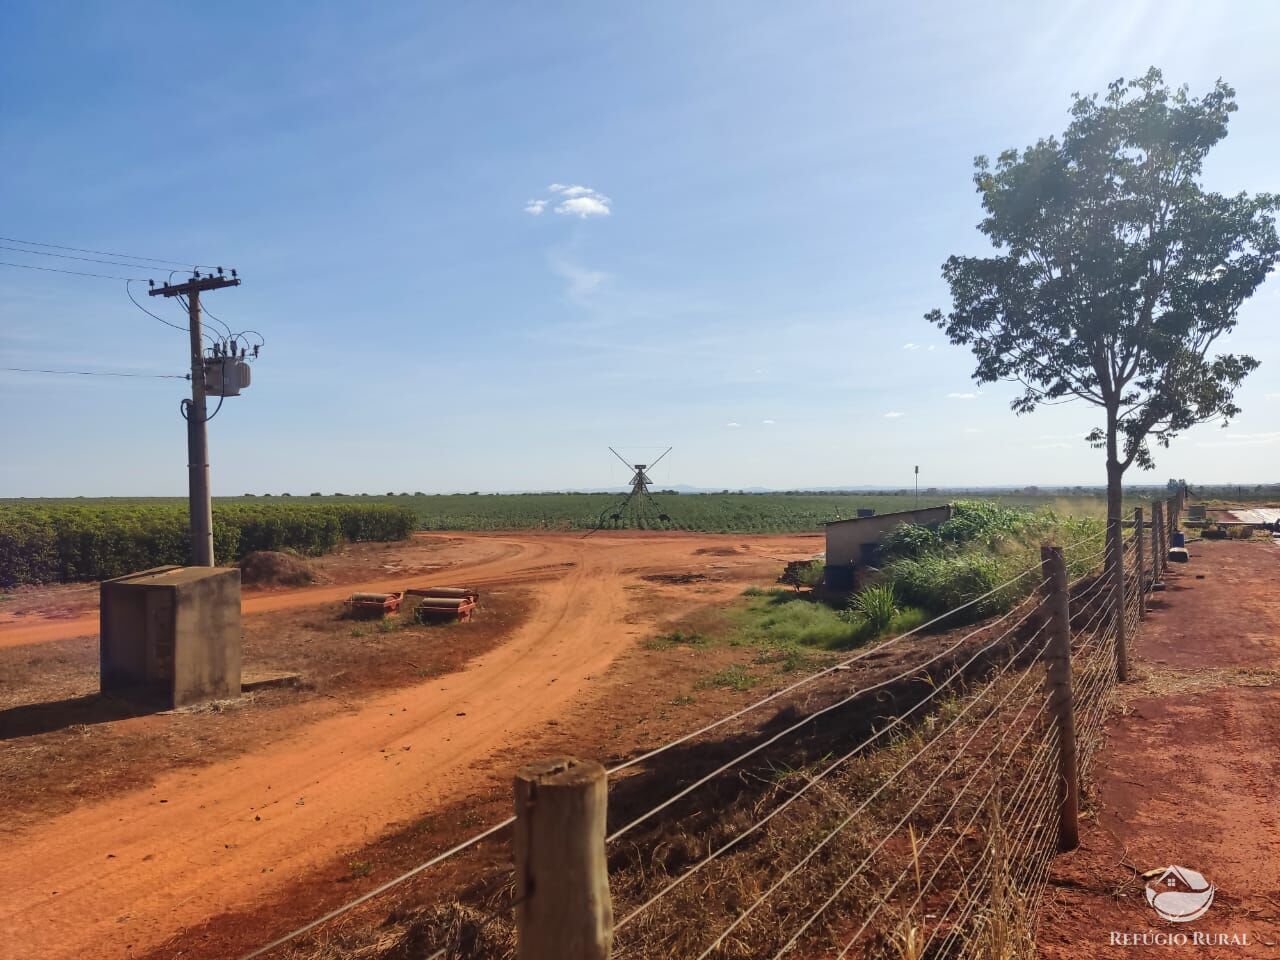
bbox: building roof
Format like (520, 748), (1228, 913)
(822, 504), (953, 527)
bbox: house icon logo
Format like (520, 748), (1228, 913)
(1144, 865), (1215, 923)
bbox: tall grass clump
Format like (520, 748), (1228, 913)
(848, 583), (899, 634)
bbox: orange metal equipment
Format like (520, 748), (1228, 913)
(343, 591), (404, 618)
(406, 586), (479, 623)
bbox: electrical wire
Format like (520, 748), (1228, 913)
(0, 243), (180, 274)
(126, 279), (189, 333)
(0, 235), (216, 269)
(1, 366), (188, 380)
(175, 289), (234, 341)
(0, 260), (148, 281)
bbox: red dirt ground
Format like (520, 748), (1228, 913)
(1037, 539), (1280, 958)
(0, 530), (822, 960)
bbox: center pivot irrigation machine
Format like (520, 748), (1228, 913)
(590, 446), (675, 533)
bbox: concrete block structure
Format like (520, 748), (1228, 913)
(823, 504), (954, 590)
(100, 565), (242, 708)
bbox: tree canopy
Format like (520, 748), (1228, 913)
(928, 69), (1279, 515)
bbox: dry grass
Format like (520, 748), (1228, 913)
(1121, 663), (1280, 701)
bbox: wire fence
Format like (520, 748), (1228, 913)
(238, 497), (1183, 960)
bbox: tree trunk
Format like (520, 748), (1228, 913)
(1105, 404), (1124, 582)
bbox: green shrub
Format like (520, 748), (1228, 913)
(880, 523), (942, 561)
(884, 551), (1028, 622)
(848, 583), (899, 634)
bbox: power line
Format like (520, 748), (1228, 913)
(0, 235), (216, 269)
(126, 279), (189, 332)
(0, 243), (180, 274)
(0, 259), (148, 281)
(0, 366), (188, 379)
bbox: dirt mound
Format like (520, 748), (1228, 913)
(239, 551), (318, 587)
(694, 545), (746, 557)
(642, 572), (708, 584)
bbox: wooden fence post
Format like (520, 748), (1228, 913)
(1151, 500), (1164, 584)
(1108, 518), (1129, 682)
(1041, 545), (1079, 852)
(514, 758), (612, 960)
(1134, 507), (1146, 621)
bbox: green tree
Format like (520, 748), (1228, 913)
(928, 69), (1279, 528)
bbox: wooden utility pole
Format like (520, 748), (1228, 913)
(1134, 507), (1146, 621)
(1041, 545), (1078, 851)
(150, 272), (240, 566)
(514, 758), (612, 960)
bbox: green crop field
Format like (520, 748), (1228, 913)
(4, 489), (1144, 536)
(0, 501), (415, 587)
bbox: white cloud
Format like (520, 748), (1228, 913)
(902, 343), (919, 351)
(946, 392), (978, 400)
(963, 427), (982, 434)
(927, 345), (936, 351)
(884, 411), (905, 419)
(1266, 392), (1280, 400)
(762, 419), (775, 425)
(1033, 442), (1071, 450)
(726, 421), (741, 428)
(527, 184), (613, 218)
(556, 194), (611, 218)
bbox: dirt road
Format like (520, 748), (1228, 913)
(0, 531), (820, 960)
(1037, 540), (1280, 957)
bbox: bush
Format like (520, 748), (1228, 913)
(848, 583), (898, 634)
(880, 523), (942, 561)
(937, 500), (1031, 547)
(884, 551), (1023, 621)
(778, 558), (824, 590)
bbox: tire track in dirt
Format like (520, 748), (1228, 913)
(0, 532), (820, 960)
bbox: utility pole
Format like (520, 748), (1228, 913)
(150, 271), (241, 566)
(914, 465), (919, 508)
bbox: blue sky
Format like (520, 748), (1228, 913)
(2, 1), (1278, 496)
